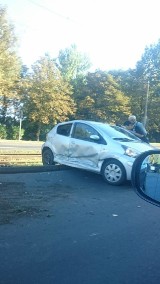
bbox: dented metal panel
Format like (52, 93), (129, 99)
(68, 138), (101, 169)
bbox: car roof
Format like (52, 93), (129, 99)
(55, 120), (141, 141)
(57, 120), (109, 126)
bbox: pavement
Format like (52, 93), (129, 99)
(1, 168), (160, 284)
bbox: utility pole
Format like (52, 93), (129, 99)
(18, 108), (23, 140)
(143, 80), (149, 127)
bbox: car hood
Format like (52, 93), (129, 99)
(119, 140), (155, 152)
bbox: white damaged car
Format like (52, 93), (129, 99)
(42, 120), (154, 186)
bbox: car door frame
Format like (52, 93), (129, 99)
(68, 122), (106, 171)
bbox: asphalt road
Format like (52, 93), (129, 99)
(0, 140), (43, 150)
(0, 167), (160, 284)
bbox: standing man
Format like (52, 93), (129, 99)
(128, 115), (149, 143)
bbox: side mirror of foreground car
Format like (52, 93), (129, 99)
(132, 149), (160, 207)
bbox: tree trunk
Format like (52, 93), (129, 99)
(36, 122), (41, 141)
(1, 95), (8, 123)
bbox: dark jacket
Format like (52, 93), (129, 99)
(133, 122), (149, 143)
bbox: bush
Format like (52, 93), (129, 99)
(7, 126), (24, 140)
(0, 124), (7, 139)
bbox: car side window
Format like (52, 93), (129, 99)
(57, 123), (72, 137)
(72, 123), (100, 142)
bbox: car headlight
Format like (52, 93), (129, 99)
(122, 145), (140, 158)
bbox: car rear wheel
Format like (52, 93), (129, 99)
(102, 159), (126, 185)
(42, 148), (55, 165)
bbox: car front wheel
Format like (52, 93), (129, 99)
(42, 148), (55, 165)
(102, 159), (126, 185)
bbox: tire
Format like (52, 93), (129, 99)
(101, 159), (126, 185)
(42, 148), (55, 165)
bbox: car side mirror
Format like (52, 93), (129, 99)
(90, 135), (100, 140)
(131, 149), (160, 207)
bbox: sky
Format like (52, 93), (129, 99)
(1, 0), (160, 71)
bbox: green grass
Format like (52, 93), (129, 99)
(0, 155), (42, 166)
(0, 139), (43, 143)
(0, 148), (42, 167)
(0, 149), (41, 154)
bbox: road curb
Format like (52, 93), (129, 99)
(0, 165), (68, 174)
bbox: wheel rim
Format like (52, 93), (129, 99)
(104, 163), (122, 183)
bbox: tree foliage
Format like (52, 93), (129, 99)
(0, 6), (21, 121)
(57, 44), (91, 81)
(73, 70), (131, 123)
(1, 5), (160, 142)
(110, 69), (147, 120)
(23, 55), (76, 140)
(134, 41), (160, 140)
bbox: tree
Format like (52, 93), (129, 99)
(0, 6), (21, 122)
(109, 69), (146, 119)
(73, 70), (131, 123)
(56, 44), (91, 81)
(135, 40), (160, 140)
(23, 55), (76, 140)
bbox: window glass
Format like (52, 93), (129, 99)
(73, 123), (99, 142)
(57, 123), (72, 137)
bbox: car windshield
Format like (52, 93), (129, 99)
(92, 123), (141, 141)
(111, 125), (141, 141)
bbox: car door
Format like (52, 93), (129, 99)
(53, 123), (73, 163)
(68, 122), (106, 170)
